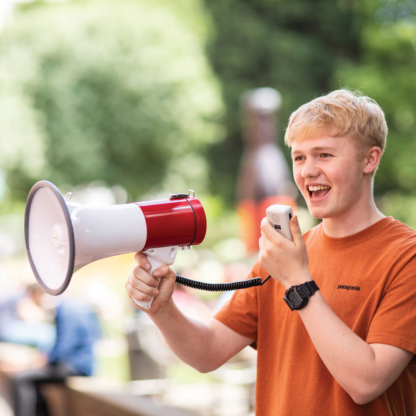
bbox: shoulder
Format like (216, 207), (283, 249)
(369, 218), (416, 278)
(385, 218), (416, 238)
(380, 218), (416, 252)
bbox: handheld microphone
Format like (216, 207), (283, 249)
(266, 204), (293, 241)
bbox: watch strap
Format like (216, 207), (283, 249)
(298, 280), (319, 298)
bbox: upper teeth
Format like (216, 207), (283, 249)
(308, 185), (330, 191)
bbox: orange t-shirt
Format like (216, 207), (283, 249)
(215, 217), (416, 415)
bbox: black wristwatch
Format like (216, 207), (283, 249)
(283, 281), (319, 311)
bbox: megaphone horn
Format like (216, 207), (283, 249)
(24, 181), (206, 309)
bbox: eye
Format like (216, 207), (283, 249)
(320, 153), (332, 158)
(293, 156), (304, 162)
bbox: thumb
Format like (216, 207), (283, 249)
(153, 265), (176, 282)
(290, 216), (304, 247)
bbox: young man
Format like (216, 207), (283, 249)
(126, 89), (416, 415)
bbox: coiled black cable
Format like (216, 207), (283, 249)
(175, 274), (271, 292)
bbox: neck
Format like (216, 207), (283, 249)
(322, 183), (385, 238)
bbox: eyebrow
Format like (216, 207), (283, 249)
(291, 146), (337, 155)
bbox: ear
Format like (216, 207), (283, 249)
(362, 146), (382, 175)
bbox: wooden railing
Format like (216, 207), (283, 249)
(0, 342), (197, 416)
(41, 377), (197, 416)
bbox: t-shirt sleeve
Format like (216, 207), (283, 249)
(214, 262), (261, 344)
(367, 256), (416, 354)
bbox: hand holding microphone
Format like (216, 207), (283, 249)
(266, 204), (293, 241)
(260, 205), (310, 289)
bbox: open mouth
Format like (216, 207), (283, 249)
(308, 185), (331, 200)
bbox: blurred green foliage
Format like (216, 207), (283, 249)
(335, 0), (416, 195)
(333, 0), (416, 226)
(204, 0), (360, 202)
(204, 0), (416, 214)
(381, 192), (416, 229)
(0, 0), (223, 201)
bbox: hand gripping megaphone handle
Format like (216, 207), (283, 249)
(132, 246), (179, 309)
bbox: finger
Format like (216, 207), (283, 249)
(260, 217), (274, 236)
(258, 237), (274, 272)
(132, 265), (159, 288)
(258, 236), (264, 251)
(126, 274), (159, 299)
(134, 252), (151, 271)
(289, 216), (304, 247)
(258, 236), (272, 256)
(260, 218), (272, 240)
(125, 283), (154, 304)
(258, 237), (265, 268)
(125, 279), (154, 304)
(152, 265), (176, 281)
(261, 217), (285, 242)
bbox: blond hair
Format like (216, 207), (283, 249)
(284, 89), (388, 156)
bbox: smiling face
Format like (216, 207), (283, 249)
(291, 135), (368, 220)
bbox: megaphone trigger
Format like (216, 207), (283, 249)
(132, 246), (179, 309)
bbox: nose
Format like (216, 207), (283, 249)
(301, 157), (321, 179)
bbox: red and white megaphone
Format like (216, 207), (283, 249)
(24, 180), (206, 309)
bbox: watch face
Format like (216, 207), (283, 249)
(287, 289), (303, 306)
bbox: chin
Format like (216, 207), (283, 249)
(309, 211), (324, 220)
(307, 205), (332, 220)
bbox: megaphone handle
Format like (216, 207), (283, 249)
(132, 246), (179, 309)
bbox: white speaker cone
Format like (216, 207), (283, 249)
(25, 181), (75, 295)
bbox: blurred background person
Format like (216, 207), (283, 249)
(0, 283), (55, 354)
(10, 285), (101, 416)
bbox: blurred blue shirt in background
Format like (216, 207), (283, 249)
(48, 299), (101, 376)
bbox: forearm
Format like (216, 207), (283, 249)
(148, 300), (223, 373)
(126, 256), (250, 372)
(298, 292), (391, 404)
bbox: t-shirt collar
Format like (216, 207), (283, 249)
(319, 216), (395, 248)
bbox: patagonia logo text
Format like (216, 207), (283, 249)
(337, 285), (360, 291)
